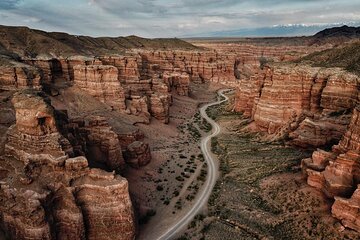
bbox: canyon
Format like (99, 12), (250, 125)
(0, 24), (359, 239)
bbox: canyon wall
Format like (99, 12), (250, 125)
(234, 60), (360, 232)
(7, 44), (321, 126)
(73, 65), (126, 111)
(0, 64), (42, 91)
(3, 49), (242, 124)
(0, 90), (136, 240)
(302, 106), (360, 231)
(235, 64), (359, 146)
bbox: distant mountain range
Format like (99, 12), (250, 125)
(183, 22), (360, 38)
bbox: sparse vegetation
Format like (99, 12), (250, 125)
(198, 104), (357, 239)
(175, 199), (183, 210)
(176, 176), (185, 182)
(299, 41), (360, 76)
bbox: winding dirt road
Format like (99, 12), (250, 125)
(157, 89), (231, 240)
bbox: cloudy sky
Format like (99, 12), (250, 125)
(0, 0), (359, 37)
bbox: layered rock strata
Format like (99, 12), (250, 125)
(23, 56), (102, 84)
(140, 50), (237, 84)
(234, 61), (360, 232)
(123, 141), (151, 168)
(82, 116), (126, 171)
(0, 90), (136, 240)
(162, 72), (190, 96)
(302, 106), (360, 231)
(235, 65), (359, 147)
(332, 184), (360, 232)
(73, 65), (126, 111)
(0, 64), (42, 91)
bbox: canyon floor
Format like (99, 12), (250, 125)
(122, 82), (224, 239)
(178, 94), (360, 240)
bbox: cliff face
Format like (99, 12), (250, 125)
(73, 65), (126, 111)
(301, 106), (360, 231)
(0, 64), (42, 91)
(0, 91), (135, 240)
(140, 50), (237, 84)
(235, 64), (359, 146)
(11, 49), (244, 124)
(234, 59), (360, 232)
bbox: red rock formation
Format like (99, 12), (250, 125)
(117, 129), (144, 149)
(5, 90), (73, 161)
(124, 141), (151, 168)
(302, 107), (360, 230)
(332, 184), (360, 232)
(82, 116), (126, 171)
(125, 95), (151, 123)
(234, 58), (360, 232)
(140, 50), (238, 84)
(73, 169), (135, 240)
(233, 70), (267, 116)
(193, 42), (330, 62)
(235, 65), (359, 146)
(24, 56), (102, 84)
(49, 185), (86, 240)
(73, 65), (126, 111)
(100, 55), (141, 82)
(149, 93), (170, 124)
(162, 72), (190, 96)
(250, 65), (319, 134)
(100, 55), (173, 123)
(0, 65), (41, 91)
(0, 90), (136, 240)
(289, 115), (350, 148)
(0, 187), (52, 240)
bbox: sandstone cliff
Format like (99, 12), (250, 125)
(0, 91), (136, 240)
(73, 65), (126, 111)
(0, 63), (42, 91)
(234, 59), (360, 232)
(235, 64), (359, 146)
(302, 106), (360, 231)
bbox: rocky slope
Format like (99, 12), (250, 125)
(0, 25), (197, 58)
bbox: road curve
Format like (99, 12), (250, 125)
(157, 89), (232, 240)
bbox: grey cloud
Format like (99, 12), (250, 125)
(0, 0), (358, 38)
(0, 0), (22, 9)
(90, 0), (167, 16)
